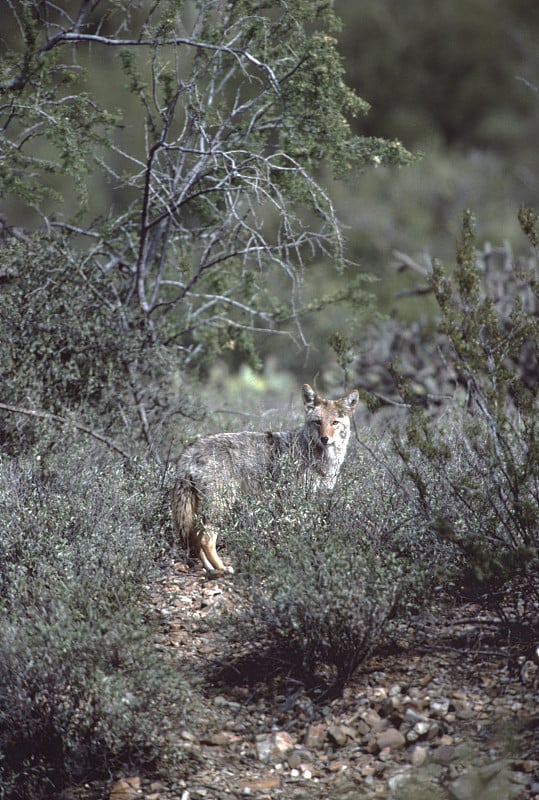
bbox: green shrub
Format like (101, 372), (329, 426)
(393, 210), (539, 621)
(0, 236), (131, 417)
(224, 437), (435, 691)
(0, 232), (189, 461)
(0, 604), (188, 797)
(0, 443), (191, 799)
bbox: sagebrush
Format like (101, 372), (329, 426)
(222, 433), (436, 691)
(392, 210), (539, 621)
(0, 441), (192, 799)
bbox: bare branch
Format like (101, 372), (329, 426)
(392, 250), (431, 277)
(0, 402), (131, 460)
(39, 32), (281, 92)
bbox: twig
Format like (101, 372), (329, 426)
(392, 250), (431, 277)
(395, 286), (433, 298)
(370, 392), (411, 408)
(0, 402), (131, 460)
(42, 33), (281, 92)
(125, 365), (163, 466)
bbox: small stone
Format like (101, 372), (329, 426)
(355, 719), (370, 736)
(430, 698), (450, 716)
(363, 709), (382, 727)
(287, 751), (303, 770)
(256, 731), (294, 762)
(410, 745), (428, 767)
(204, 730), (239, 746)
(432, 744), (455, 765)
(376, 727), (406, 751)
(304, 722), (327, 750)
(404, 708), (429, 725)
(454, 701), (474, 720)
(371, 686), (388, 701)
(387, 769), (412, 791)
(372, 719), (391, 735)
(213, 695), (229, 707)
(274, 731), (295, 754)
(328, 760), (349, 773)
(327, 724), (355, 747)
(413, 721), (431, 737)
(256, 735), (274, 762)
(427, 722), (442, 740)
(239, 775), (280, 792)
(109, 777), (142, 800)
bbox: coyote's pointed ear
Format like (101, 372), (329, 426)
(342, 389), (360, 416)
(302, 383), (319, 412)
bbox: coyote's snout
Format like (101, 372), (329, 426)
(171, 383), (359, 575)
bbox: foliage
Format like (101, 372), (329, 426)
(223, 440), (435, 692)
(392, 211), (539, 619)
(0, 0), (412, 458)
(0, 443), (191, 798)
(0, 3), (116, 208)
(0, 230), (191, 461)
(0, 235), (133, 415)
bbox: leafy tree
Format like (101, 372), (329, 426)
(0, 0), (411, 456)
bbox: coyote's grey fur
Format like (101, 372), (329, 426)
(171, 383), (359, 575)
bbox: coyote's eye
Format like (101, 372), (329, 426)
(332, 420), (340, 427)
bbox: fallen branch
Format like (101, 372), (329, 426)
(0, 402), (131, 460)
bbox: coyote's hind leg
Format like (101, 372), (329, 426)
(199, 527), (235, 575)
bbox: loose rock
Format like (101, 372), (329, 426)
(376, 727), (406, 751)
(304, 722), (327, 750)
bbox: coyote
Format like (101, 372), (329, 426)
(171, 383), (359, 575)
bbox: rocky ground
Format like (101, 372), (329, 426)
(103, 560), (538, 800)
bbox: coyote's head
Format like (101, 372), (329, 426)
(302, 383), (359, 451)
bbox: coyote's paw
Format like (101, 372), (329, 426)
(205, 565), (235, 579)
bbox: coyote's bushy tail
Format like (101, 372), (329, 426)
(172, 477), (197, 549)
(172, 474), (233, 574)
